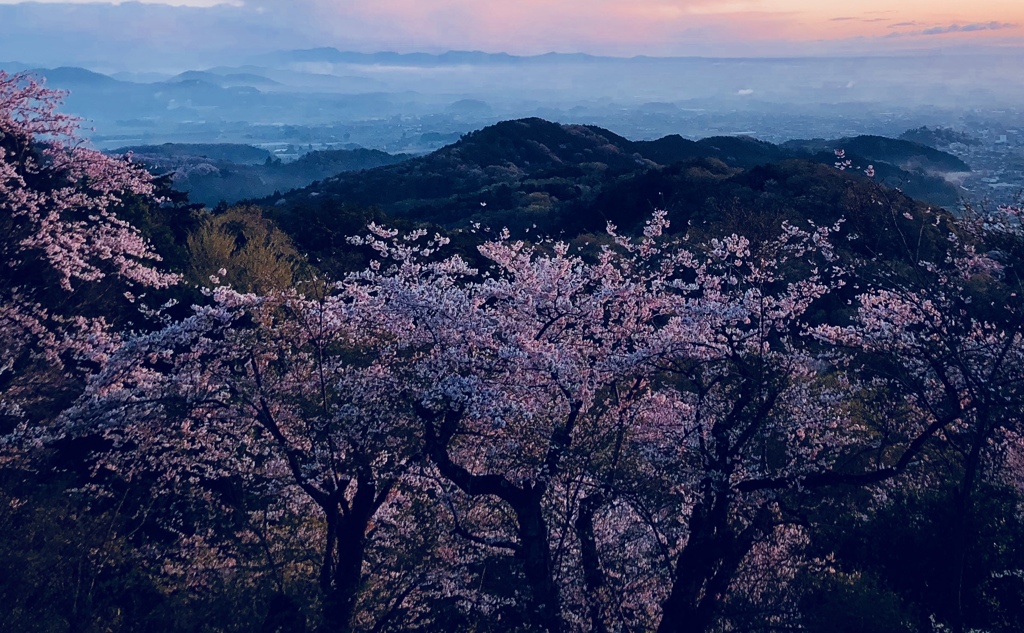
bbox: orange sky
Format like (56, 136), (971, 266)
(760, 0), (1024, 38)
(3, 0), (1023, 56)
(302, 0), (1024, 55)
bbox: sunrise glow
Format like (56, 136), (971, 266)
(1, 0), (1022, 56)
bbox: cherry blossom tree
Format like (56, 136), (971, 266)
(563, 206), (1013, 633)
(60, 275), (430, 632)
(57, 193), (1024, 633)
(811, 202), (1024, 633)
(62, 217), (672, 632)
(353, 215), (856, 633)
(0, 71), (177, 441)
(0, 70), (192, 633)
(617, 221), (857, 633)
(58, 215), (854, 633)
(377, 224), (666, 633)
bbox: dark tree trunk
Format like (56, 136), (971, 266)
(946, 426), (985, 633)
(657, 499), (726, 633)
(516, 494), (563, 633)
(318, 479), (379, 633)
(657, 493), (768, 633)
(420, 406), (570, 633)
(576, 493), (608, 633)
(320, 520), (366, 633)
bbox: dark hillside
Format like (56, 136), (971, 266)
(261, 118), (966, 234)
(261, 118), (649, 220)
(692, 135), (788, 167)
(898, 126), (979, 149)
(631, 134), (703, 165)
(841, 135), (970, 172)
(438, 118), (645, 170)
(783, 135), (970, 172)
(559, 158), (938, 255)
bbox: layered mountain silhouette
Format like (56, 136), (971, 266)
(263, 117), (965, 232)
(249, 48), (604, 68)
(166, 70), (283, 89)
(118, 144), (409, 207)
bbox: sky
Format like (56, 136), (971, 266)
(2, 0), (1023, 68)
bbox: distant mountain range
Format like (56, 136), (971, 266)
(0, 63), (418, 147)
(249, 49), (617, 67)
(1, 57), (1015, 164)
(166, 71), (283, 89)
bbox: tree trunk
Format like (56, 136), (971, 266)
(318, 480), (378, 633)
(576, 493), (608, 633)
(320, 520), (366, 633)
(656, 503), (724, 633)
(421, 406), (566, 633)
(516, 496), (563, 633)
(947, 428), (984, 633)
(657, 493), (765, 633)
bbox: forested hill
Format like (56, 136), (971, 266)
(261, 118), (966, 231)
(781, 135), (971, 173)
(257, 118), (966, 261)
